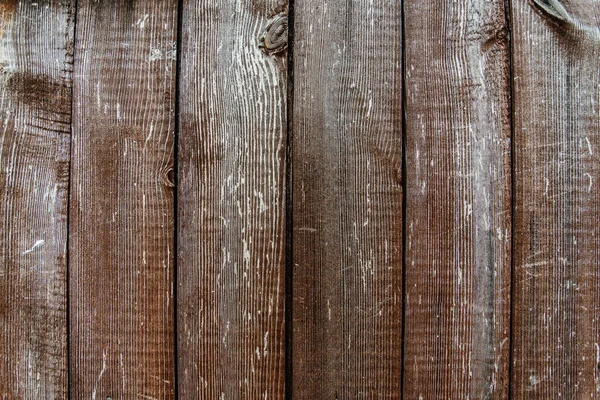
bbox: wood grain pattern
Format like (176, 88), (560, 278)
(0, 1), (73, 398)
(69, 1), (177, 398)
(177, 0), (288, 398)
(403, 0), (512, 398)
(511, 0), (600, 397)
(290, 1), (403, 397)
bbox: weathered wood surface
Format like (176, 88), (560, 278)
(511, 0), (600, 397)
(0, 1), (73, 398)
(291, 1), (403, 397)
(403, 0), (512, 398)
(177, 0), (288, 398)
(1, 0), (600, 396)
(69, 1), (177, 398)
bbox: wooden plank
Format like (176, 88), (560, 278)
(177, 0), (288, 398)
(403, 0), (512, 397)
(290, 2), (403, 397)
(511, 0), (600, 397)
(0, 1), (73, 398)
(69, 1), (177, 398)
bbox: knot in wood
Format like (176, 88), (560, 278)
(531, 0), (568, 22)
(259, 14), (288, 55)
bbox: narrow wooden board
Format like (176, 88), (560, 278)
(177, 1), (288, 398)
(69, 1), (177, 398)
(511, 0), (600, 397)
(403, 0), (512, 398)
(0, 1), (74, 398)
(290, 2), (403, 397)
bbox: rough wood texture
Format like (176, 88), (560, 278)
(511, 0), (600, 397)
(177, 0), (288, 398)
(0, 1), (73, 398)
(69, 1), (177, 398)
(403, 0), (512, 398)
(291, 2), (403, 397)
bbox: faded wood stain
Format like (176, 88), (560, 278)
(0, 0), (599, 398)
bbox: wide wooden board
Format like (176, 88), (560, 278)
(69, 1), (177, 398)
(177, 0), (289, 397)
(0, 1), (74, 398)
(403, 0), (512, 397)
(291, 1), (403, 397)
(511, 0), (600, 397)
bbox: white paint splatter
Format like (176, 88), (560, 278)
(585, 172), (593, 192)
(243, 239), (251, 267)
(529, 375), (538, 387)
(263, 331), (269, 356)
(135, 14), (149, 29)
(585, 137), (593, 155)
(91, 350), (107, 400)
(149, 42), (177, 62)
(254, 190), (266, 213)
(22, 240), (44, 255)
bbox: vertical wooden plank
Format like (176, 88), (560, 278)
(177, 0), (288, 398)
(403, 0), (512, 398)
(0, 1), (73, 398)
(511, 1), (600, 397)
(70, 1), (177, 398)
(291, 2), (403, 398)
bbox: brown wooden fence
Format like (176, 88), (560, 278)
(0, 0), (599, 398)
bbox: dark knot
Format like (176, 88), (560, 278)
(259, 14), (288, 56)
